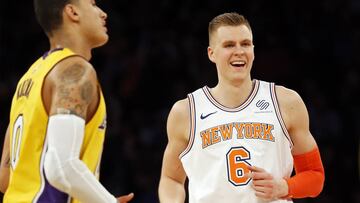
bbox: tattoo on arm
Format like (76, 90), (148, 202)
(81, 81), (94, 104)
(59, 63), (86, 84)
(53, 63), (96, 118)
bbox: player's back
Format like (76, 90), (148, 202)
(4, 48), (107, 203)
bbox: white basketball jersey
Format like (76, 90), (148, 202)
(180, 80), (294, 203)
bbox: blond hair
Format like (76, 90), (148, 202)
(208, 12), (252, 44)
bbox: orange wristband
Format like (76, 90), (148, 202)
(284, 147), (325, 199)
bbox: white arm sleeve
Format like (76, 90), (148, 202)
(44, 114), (117, 203)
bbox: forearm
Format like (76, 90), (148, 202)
(159, 177), (186, 203)
(285, 147), (324, 198)
(286, 170), (324, 198)
(0, 125), (10, 193)
(45, 155), (117, 203)
(44, 114), (117, 203)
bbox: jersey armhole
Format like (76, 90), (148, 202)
(270, 83), (294, 149)
(179, 93), (196, 159)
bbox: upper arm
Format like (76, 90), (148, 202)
(276, 86), (318, 155)
(0, 124), (10, 193)
(45, 56), (99, 120)
(160, 99), (190, 184)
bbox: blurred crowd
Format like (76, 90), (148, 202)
(1, 0), (359, 202)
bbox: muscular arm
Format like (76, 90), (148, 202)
(45, 56), (98, 119)
(159, 99), (190, 203)
(277, 86), (324, 198)
(0, 125), (10, 193)
(249, 86), (324, 200)
(277, 86), (317, 154)
(43, 57), (118, 203)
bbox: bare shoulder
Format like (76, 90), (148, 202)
(44, 56), (99, 119)
(167, 98), (190, 143)
(275, 85), (318, 153)
(275, 85), (304, 107)
(275, 85), (307, 117)
(275, 85), (309, 130)
(47, 56), (97, 83)
(169, 99), (190, 121)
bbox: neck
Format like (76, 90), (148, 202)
(49, 31), (92, 60)
(210, 78), (254, 108)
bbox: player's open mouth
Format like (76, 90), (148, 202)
(230, 61), (246, 68)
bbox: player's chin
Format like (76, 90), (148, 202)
(95, 34), (109, 47)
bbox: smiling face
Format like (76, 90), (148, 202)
(208, 24), (255, 85)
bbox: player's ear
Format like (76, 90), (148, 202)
(63, 4), (80, 22)
(208, 46), (215, 63)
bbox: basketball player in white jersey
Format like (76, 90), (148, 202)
(159, 12), (325, 203)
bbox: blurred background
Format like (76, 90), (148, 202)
(1, 0), (359, 202)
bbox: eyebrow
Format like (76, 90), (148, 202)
(222, 39), (252, 44)
(222, 41), (234, 45)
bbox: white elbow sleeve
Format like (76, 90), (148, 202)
(44, 114), (117, 203)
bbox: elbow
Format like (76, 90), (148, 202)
(43, 158), (58, 188)
(44, 150), (71, 193)
(310, 171), (325, 197)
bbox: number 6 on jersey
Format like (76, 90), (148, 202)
(226, 146), (251, 186)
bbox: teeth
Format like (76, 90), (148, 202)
(231, 61), (245, 65)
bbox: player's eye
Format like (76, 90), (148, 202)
(224, 44), (235, 48)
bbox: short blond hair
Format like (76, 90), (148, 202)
(208, 12), (252, 44)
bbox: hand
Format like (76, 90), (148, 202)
(247, 165), (288, 201)
(117, 193), (134, 203)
